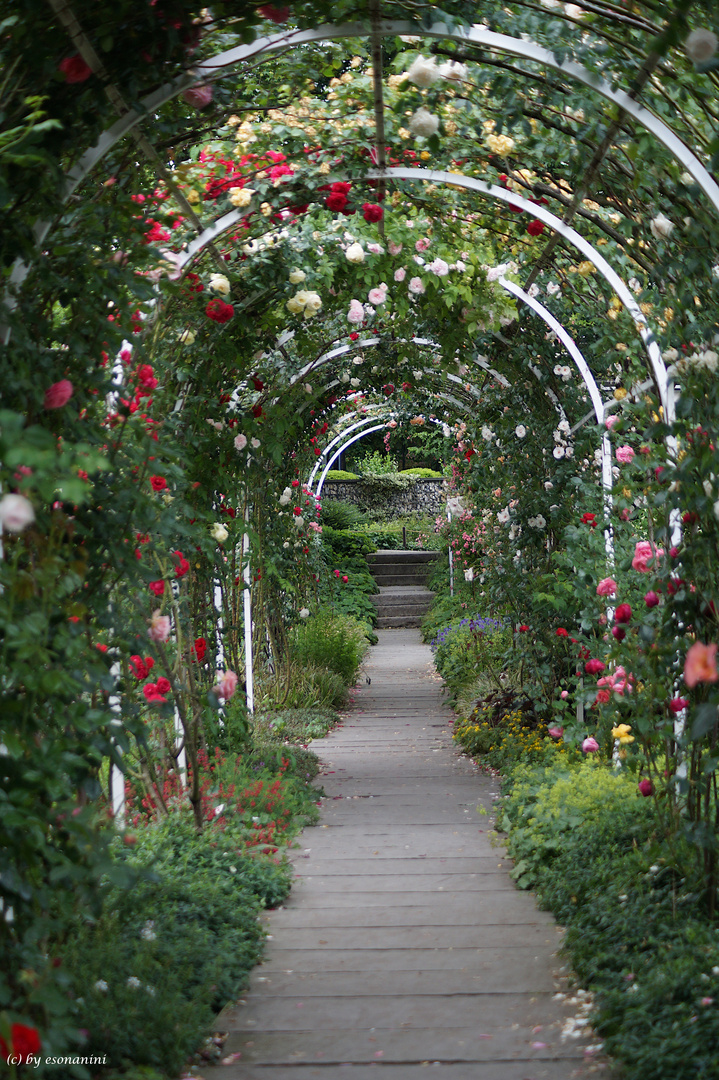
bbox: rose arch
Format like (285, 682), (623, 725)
(3, 1), (719, 1055)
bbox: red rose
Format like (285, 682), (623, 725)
(644, 590), (660, 607)
(149, 580), (165, 597)
(150, 475), (167, 492)
(585, 658), (606, 675)
(362, 202), (384, 223)
(59, 54), (92, 83)
(143, 682), (167, 704)
(182, 85), (213, 110)
(0, 1023), (41, 1064)
(637, 778), (653, 797)
(382, 383), (395, 396)
(612, 627), (626, 641)
(615, 603), (632, 623)
(251, 375), (264, 391)
(555, 628), (568, 637)
(527, 219), (545, 236)
(341, 575), (349, 583)
(192, 637), (207, 662)
(44, 379), (74, 409)
(257, 4), (290, 22)
(252, 403), (264, 418)
(518, 625), (530, 632)
(156, 676), (171, 694)
(581, 512), (597, 528)
(326, 192), (349, 212)
(669, 697), (688, 714)
(173, 550), (190, 578)
(205, 298), (234, 323)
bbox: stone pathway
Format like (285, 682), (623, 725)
(215, 630), (607, 1079)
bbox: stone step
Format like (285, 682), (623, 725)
(371, 572), (435, 587)
(376, 615), (426, 628)
(367, 549), (441, 565)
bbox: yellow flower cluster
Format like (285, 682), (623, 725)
(611, 723), (635, 745)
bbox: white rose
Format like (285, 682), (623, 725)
(346, 243), (365, 264)
(304, 383), (313, 393)
(250, 437), (261, 449)
(350, 378), (360, 388)
(406, 55), (439, 88)
(302, 291), (323, 317)
(439, 61), (467, 82)
(340, 373), (350, 384)
(497, 507), (510, 524)
(685, 28), (718, 63)
(650, 213), (674, 240)
(409, 107), (439, 138)
(289, 269), (306, 284)
(178, 329), (196, 345)
(286, 295), (305, 314)
(209, 274), (231, 295)
(299, 607), (310, 619)
(279, 488), (292, 505)
(229, 187), (254, 208)
(463, 567), (474, 582)
(515, 425), (527, 438)
(211, 523), (229, 542)
(0, 493), (35, 533)
(294, 515), (305, 528)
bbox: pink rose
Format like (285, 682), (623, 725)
(388, 241), (403, 255)
(213, 669), (239, 701)
(148, 610), (171, 643)
(547, 725), (564, 739)
(347, 300), (364, 325)
(368, 287), (387, 305)
(0, 493), (35, 533)
(585, 659), (606, 675)
(596, 577), (617, 597)
(605, 415), (619, 430)
(684, 641), (719, 688)
(582, 737), (600, 753)
(644, 591), (660, 608)
(182, 85), (213, 110)
(394, 267), (406, 282)
(415, 237), (431, 252)
(408, 276), (425, 295)
(632, 540), (664, 573)
(44, 380), (74, 410)
(615, 445), (635, 464)
(637, 778), (653, 797)
(234, 433), (248, 451)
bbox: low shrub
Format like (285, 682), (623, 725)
(428, 613), (510, 702)
(290, 608), (369, 686)
(323, 469), (359, 480)
(254, 707), (341, 745)
(320, 499), (367, 530)
(497, 758), (719, 1079)
(399, 467), (443, 478)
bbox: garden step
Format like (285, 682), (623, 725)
(367, 549), (441, 564)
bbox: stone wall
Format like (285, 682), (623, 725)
(320, 478), (449, 517)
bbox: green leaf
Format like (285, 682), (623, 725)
(690, 703), (719, 740)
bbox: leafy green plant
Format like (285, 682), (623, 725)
(253, 707), (341, 744)
(290, 608), (369, 685)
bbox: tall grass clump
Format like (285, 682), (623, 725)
(290, 608), (369, 686)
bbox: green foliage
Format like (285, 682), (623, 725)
(352, 450), (398, 476)
(323, 469), (359, 481)
(429, 613), (510, 702)
(290, 608), (369, 685)
(320, 500), (367, 530)
(253, 707), (341, 745)
(498, 758), (719, 1079)
(399, 467), (443, 478)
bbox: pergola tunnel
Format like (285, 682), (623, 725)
(2, 2), (719, 1076)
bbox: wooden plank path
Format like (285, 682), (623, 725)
(215, 629), (607, 1080)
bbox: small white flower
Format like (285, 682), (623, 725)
(685, 28), (718, 64)
(140, 920), (157, 941)
(304, 383), (313, 394)
(546, 281), (561, 295)
(464, 567), (474, 582)
(0, 493), (35, 534)
(439, 61), (467, 82)
(544, 481), (554, 490)
(497, 507), (510, 524)
(283, 541), (290, 549)
(409, 107), (440, 138)
(650, 213), (674, 240)
(127, 976), (142, 989)
(251, 437), (261, 449)
(481, 426), (494, 441)
(553, 446), (565, 459)
(178, 328), (196, 345)
(294, 515), (305, 528)
(279, 488), (292, 506)
(211, 523), (229, 542)
(515, 424), (527, 438)
(558, 419), (571, 434)
(350, 378), (360, 388)
(406, 55), (439, 88)
(527, 283), (540, 299)
(345, 243), (365, 264)
(299, 607), (310, 619)
(289, 269), (306, 284)
(528, 514), (546, 529)
(408, 276), (425, 295)
(94, 980), (109, 992)
(208, 274), (231, 295)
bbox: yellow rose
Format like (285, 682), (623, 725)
(614, 387), (628, 401)
(229, 186), (253, 208)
